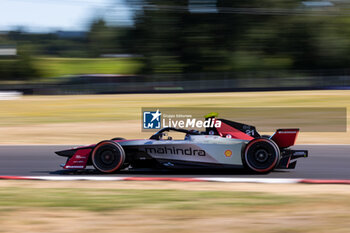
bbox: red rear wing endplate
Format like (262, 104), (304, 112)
(271, 129), (299, 148)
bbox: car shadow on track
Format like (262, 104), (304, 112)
(48, 168), (290, 176)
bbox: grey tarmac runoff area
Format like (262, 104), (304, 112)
(0, 145), (348, 179)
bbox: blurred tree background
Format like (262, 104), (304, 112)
(1, 0), (350, 81)
(129, 0), (350, 74)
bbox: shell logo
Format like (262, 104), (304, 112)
(224, 150), (232, 157)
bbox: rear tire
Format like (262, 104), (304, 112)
(243, 138), (280, 173)
(91, 140), (125, 173)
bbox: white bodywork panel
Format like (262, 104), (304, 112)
(119, 135), (249, 166)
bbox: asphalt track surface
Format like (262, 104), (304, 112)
(0, 145), (349, 179)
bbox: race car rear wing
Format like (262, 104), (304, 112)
(271, 129), (299, 148)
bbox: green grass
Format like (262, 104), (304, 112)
(0, 188), (297, 212)
(0, 91), (349, 144)
(0, 185), (350, 232)
(34, 57), (143, 77)
(0, 91), (349, 126)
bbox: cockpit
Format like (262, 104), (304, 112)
(149, 127), (203, 141)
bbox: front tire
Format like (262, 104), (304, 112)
(111, 137), (126, 140)
(91, 140), (125, 173)
(243, 138), (280, 173)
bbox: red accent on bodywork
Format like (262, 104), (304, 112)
(215, 119), (254, 140)
(286, 156), (292, 169)
(271, 129), (299, 148)
(64, 149), (91, 169)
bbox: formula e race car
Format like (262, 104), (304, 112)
(56, 114), (308, 174)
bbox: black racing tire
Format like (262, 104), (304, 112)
(111, 137), (126, 140)
(261, 135), (271, 139)
(243, 138), (280, 173)
(91, 140), (125, 173)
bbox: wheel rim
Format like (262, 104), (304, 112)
(100, 150), (116, 165)
(254, 149), (269, 163)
